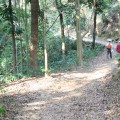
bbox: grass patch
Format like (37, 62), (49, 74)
(0, 104), (5, 117)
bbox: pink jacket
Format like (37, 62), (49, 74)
(116, 44), (120, 53)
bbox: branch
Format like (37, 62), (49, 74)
(81, 30), (89, 39)
(46, 15), (60, 34)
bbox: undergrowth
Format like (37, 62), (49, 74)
(0, 37), (104, 83)
(49, 41), (103, 72)
(0, 104), (5, 117)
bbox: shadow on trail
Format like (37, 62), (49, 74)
(103, 71), (120, 120)
(0, 74), (117, 120)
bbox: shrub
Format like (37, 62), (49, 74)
(0, 104), (5, 117)
(115, 54), (120, 66)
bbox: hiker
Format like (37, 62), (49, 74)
(106, 39), (112, 59)
(116, 40), (120, 66)
(116, 41), (120, 53)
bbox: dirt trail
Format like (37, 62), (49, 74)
(0, 38), (119, 120)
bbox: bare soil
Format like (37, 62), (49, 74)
(0, 40), (120, 120)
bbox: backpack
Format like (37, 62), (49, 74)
(107, 43), (111, 49)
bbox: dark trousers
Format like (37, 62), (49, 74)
(107, 48), (112, 59)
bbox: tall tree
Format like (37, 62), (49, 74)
(9, 0), (17, 74)
(30, 0), (39, 74)
(43, 0), (48, 76)
(92, 0), (97, 49)
(75, 0), (83, 66)
(55, 0), (65, 60)
(86, 0), (111, 48)
(25, 0), (29, 74)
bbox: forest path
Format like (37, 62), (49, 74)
(0, 38), (119, 120)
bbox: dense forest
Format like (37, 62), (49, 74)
(0, 0), (120, 119)
(0, 0), (120, 78)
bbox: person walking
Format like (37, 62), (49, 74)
(116, 41), (120, 53)
(116, 40), (120, 66)
(106, 39), (112, 59)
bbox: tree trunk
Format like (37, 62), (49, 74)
(9, 0), (17, 74)
(43, 12), (48, 77)
(20, 39), (23, 73)
(55, 0), (65, 60)
(60, 13), (65, 60)
(92, 0), (97, 49)
(42, 0), (48, 76)
(30, 0), (39, 75)
(75, 0), (83, 66)
(25, 0), (29, 74)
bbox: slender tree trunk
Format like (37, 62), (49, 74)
(20, 38), (23, 73)
(60, 13), (65, 60)
(67, 25), (70, 49)
(75, 0), (83, 66)
(18, 0), (23, 74)
(55, 0), (65, 60)
(43, 0), (48, 76)
(30, 0), (39, 75)
(43, 12), (48, 76)
(9, 0), (17, 74)
(92, 0), (97, 49)
(25, 0), (29, 74)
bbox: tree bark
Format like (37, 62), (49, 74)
(20, 39), (23, 73)
(42, 0), (48, 76)
(30, 0), (39, 75)
(75, 0), (83, 66)
(9, 0), (17, 74)
(60, 13), (65, 60)
(25, 0), (29, 74)
(43, 12), (48, 77)
(92, 0), (97, 49)
(55, 0), (65, 60)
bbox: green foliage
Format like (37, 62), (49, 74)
(48, 36), (62, 62)
(0, 3), (17, 21)
(15, 25), (23, 35)
(87, 0), (111, 14)
(0, 104), (5, 117)
(0, 73), (26, 87)
(0, 30), (104, 78)
(83, 42), (103, 62)
(63, 4), (75, 26)
(0, 3), (23, 35)
(63, 3), (87, 29)
(49, 50), (77, 71)
(0, 0), (114, 81)
(48, 37), (103, 71)
(0, 38), (12, 75)
(80, 15), (86, 30)
(115, 54), (120, 60)
(114, 54), (120, 66)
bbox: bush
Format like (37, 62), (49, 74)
(49, 39), (103, 71)
(83, 42), (103, 61)
(115, 54), (120, 66)
(0, 104), (5, 117)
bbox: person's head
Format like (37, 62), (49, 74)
(107, 39), (112, 43)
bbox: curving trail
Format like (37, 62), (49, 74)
(0, 38), (119, 120)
